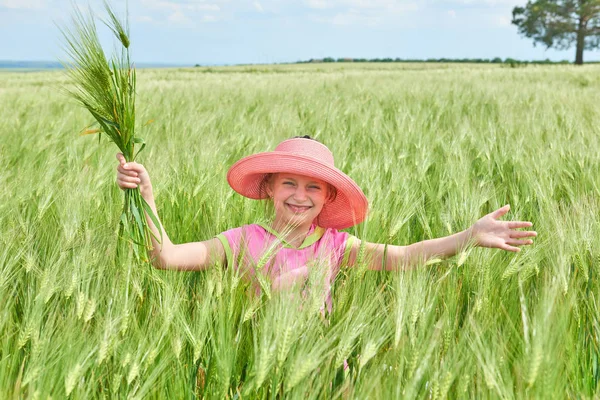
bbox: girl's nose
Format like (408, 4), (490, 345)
(293, 187), (308, 201)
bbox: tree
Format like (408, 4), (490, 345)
(512, 0), (600, 64)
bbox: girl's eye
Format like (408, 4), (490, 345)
(309, 186), (321, 190)
(283, 181), (295, 186)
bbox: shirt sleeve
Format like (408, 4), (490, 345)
(215, 226), (243, 269)
(340, 234), (357, 268)
(322, 229), (357, 269)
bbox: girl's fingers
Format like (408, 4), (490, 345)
(120, 175), (141, 184)
(500, 243), (521, 252)
(119, 181), (138, 189)
(117, 176), (140, 188)
(507, 221), (533, 229)
(117, 165), (139, 177)
(116, 153), (126, 165)
(490, 204), (510, 219)
(506, 238), (534, 246)
(123, 162), (145, 173)
(116, 155), (146, 177)
(510, 230), (537, 239)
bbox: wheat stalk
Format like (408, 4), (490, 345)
(65, 363), (83, 396)
(59, 1), (161, 264)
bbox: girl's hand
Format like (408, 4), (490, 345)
(470, 205), (537, 252)
(272, 266), (309, 291)
(116, 153), (152, 191)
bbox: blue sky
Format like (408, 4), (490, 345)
(1, 0), (599, 65)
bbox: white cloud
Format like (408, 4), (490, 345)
(305, 0), (418, 10)
(253, 1), (263, 12)
(308, 0), (419, 26)
(345, 0), (398, 9)
(492, 14), (511, 26)
(196, 4), (220, 11)
(136, 15), (154, 22)
(330, 10), (381, 26)
(141, 0), (221, 12)
(425, 0), (522, 29)
(305, 0), (332, 9)
(168, 9), (189, 23)
(330, 12), (356, 25)
(0, 0), (46, 9)
(436, 0), (526, 6)
(140, 0), (222, 25)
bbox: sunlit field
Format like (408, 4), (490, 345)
(1, 63), (600, 398)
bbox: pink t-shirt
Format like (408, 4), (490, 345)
(216, 223), (355, 309)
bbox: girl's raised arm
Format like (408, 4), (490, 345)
(346, 205), (537, 271)
(116, 153), (226, 270)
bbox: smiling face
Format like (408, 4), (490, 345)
(266, 173), (330, 227)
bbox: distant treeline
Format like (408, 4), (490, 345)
(0, 60), (185, 70)
(0, 60), (64, 69)
(296, 57), (600, 65)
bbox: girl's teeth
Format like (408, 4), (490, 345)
(289, 205), (309, 213)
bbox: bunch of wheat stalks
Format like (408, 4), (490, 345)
(60, 1), (160, 263)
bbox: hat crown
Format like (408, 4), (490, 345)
(274, 138), (334, 165)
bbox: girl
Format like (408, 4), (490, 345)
(115, 136), (536, 293)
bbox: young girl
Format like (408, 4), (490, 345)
(115, 136), (536, 293)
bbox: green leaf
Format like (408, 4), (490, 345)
(129, 201), (146, 242)
(123, 231), (147, 247)
(98, 115), (120, 130)
(131, 237), (140, 259)
(147, 224), (161, 243)
(134, 142), (146, 161)
(140, 195), (163, 245)
(120, 212), (128, 230)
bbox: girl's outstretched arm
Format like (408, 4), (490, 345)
(116, 153), (225, 271)
(347, 205), (537, 271)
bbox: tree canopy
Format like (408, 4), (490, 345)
(512, 0), (600, 64)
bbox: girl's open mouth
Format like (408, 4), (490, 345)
(286, 204), (312, 213)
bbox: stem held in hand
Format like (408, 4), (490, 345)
(60, 1), (161, 264)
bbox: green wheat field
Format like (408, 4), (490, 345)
(1, 63), (600, 398)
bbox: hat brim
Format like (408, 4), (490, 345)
(227, 152), (368, 230)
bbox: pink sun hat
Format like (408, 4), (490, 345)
(227, 138), (368, 230)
